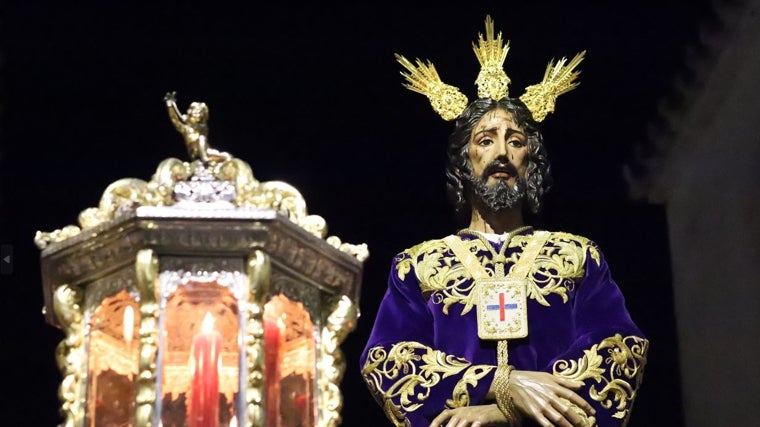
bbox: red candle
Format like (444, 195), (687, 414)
(264, 317), (282, 425)
(189, 312), (222, 427)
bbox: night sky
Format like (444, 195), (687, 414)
(0, 2), (720, 426)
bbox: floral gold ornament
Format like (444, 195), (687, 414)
(553, 334), (649, 422)
(473, 15), (511, 101)
(395, 15), (585, 122)
(395, 54), (469, 121)
(395, 231), (594, 315)
(362, 341), (495, 426)
(36, 93), (368, 427)
(519, 52), (586, 122)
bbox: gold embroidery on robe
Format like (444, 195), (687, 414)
(447, 365), (494, 408)
(553, 334), (649, 423)
(361, 341), (495, 425)
(396, 239), (474, 314)
(394, 232), (599, 312)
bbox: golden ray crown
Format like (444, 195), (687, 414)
(396, 15), (586, 122)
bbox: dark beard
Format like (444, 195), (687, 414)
(467, 172), (527, 212)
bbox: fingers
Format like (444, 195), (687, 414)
(517, 378), (594, 427)
(429, 409), (450, 427)
(542, 384), (594, 426)
(549, 395), (590, 427)
(555, 376), (585, 389)
(543, 376), (595, 419)
(444, 414), (474, 427)
(522, 386), (568, 427)
(443, 413), (459, 427)
(558, 386), (595, 418)
(429, 406), (503, 427)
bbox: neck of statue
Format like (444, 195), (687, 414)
(468, 205), (525, 235)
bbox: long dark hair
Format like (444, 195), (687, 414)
(445, 97), (553, 225)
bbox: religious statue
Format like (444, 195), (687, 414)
(164, 91), (231, 164)
(360, 16), (648, 427)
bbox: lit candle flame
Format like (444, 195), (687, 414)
(123, 305), (134, 347)
(202, 311), (216, 333)
(229, 415), (238, 427)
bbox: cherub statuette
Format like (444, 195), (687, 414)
(164, 91), (231, 164)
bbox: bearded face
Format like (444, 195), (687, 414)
(466, 158), (527, 211)
(464, 108), (529, 212)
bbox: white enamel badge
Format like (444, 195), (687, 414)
(475, 278), (529, 340)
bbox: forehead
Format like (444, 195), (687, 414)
(472, 108), (521, 132)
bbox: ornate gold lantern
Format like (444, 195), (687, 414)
(35, 93), (368, 427)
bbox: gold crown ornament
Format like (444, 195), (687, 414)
(396, 15), (586, 122)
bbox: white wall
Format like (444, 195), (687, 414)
(633, 1), (760, 424)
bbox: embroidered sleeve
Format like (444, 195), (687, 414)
(360, 253), (495, 426)
(547, 244), (649, 427)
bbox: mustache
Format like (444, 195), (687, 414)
(482, 160), (518, 178)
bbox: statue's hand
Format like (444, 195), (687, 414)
(164, 91), (177, 103)
(509, 370), (595, 426)
(429, 404), (508, 426)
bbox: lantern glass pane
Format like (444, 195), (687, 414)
(264, 294), (316, 427)
(85, 289), (140, 427)
(160, 278), (241, 427)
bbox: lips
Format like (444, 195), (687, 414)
(484, 162), (517, 179)
(490, 169), (513, 179)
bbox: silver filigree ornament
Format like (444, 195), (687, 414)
(173, 163), (237, 208)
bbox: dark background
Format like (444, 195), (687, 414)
(0, 2), (720, 426)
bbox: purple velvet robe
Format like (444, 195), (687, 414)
(360, 228), (648, 426)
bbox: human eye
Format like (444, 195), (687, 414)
(478, 137), (494, 146)
(508, 138), (525, 147)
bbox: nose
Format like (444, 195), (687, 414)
(496, 139), (509, 157)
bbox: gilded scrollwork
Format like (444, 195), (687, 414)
(53, 284), (86, 427)
(553, 334), (649, 422)
(245, 250), (270, 427)
(34, 225), (83, 250)
(325, 235), (370, 262)
(134, 249), (159, 427)
(77, 178), (167, 229)
(318, 295), (358, 427)
(397, 232), (594, 312)
(361, 342), (495, 425)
